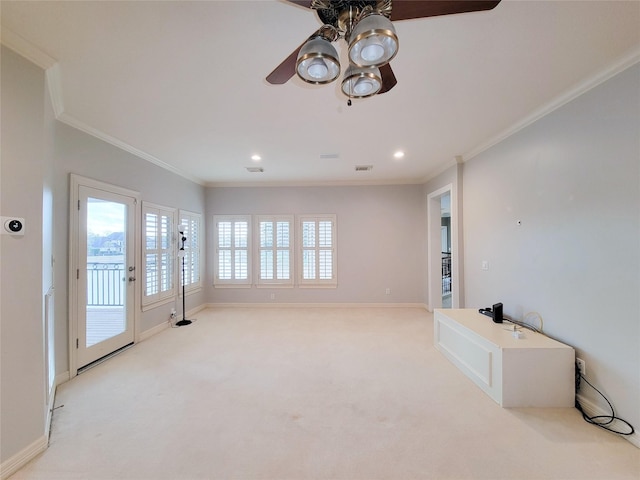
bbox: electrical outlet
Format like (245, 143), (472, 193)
(576, 358), (586, 376)
(385, 288), (391, 295)
(170, 309), (177, 319)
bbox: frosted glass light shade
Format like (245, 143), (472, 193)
(296, 37), (340, 84)
(341, 65), (382, 98)
(348, 14), (398, 68)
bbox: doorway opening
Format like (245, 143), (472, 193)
(427, 184), (459, 311)
(441, 193), (452, 308)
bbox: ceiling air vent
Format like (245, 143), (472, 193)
(246, 167), (264, 173)
(355, 165), (373, 172)
(320, 153), (339, 159)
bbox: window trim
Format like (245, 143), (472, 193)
(142, 202), (177, 308)
(213, 215), (252, 287)
(255, 215), (294, 288)
(178, 209), (202, 294)
(297, 214), (337, 288)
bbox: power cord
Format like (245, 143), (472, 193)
(574, 362), (635, 436)
(483, 308), (635, 437)
(502, 315), (541, 333)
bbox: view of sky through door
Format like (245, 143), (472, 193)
(86, 198), (126, 347)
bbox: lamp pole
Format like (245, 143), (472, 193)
(176, 227), (192, 326)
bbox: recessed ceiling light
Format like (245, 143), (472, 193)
(393, 151), (405, 159)
(251, 154), (261, 161)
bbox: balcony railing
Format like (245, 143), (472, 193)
(442, 252), (452, 295)
(87, 263), (125, 306)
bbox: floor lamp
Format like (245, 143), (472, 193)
(176, 225), (192, 326)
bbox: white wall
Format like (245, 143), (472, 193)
(463, 64), (640, 431)
(206, 185), (427, 304)
(0, 46), (47, 464)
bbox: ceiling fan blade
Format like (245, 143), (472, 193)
(283, 0), (313, 8)
(266, 27), (325, 85)
(378, 63), (397, 94)
(390, 0), (501, 21)
(266, 45), (303, 85)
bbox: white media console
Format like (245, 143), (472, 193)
(434, 309), (575, 407)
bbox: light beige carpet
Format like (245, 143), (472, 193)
(11, 307), (640, 479)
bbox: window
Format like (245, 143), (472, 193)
(213, 214), (337, 288)
(256, 216), (293, 287)
(143, 203), (176, 306)
(178, 210), (202, 292)
(298, 215), (337, 287)
(214, 215), (251, 287)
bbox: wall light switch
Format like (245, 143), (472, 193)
(481, 260), (489, 271)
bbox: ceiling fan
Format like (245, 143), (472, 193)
(266, 0), (501, 100)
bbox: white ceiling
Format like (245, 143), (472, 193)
(2, 0), (639, 186)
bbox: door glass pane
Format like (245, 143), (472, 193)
(86, 198), (126, 347)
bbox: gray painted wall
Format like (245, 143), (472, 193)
(52, 120), (207, 359)
(463, 64), (640, 431)
(1, 47), (48, 463)
(1, 47), (207, 465)
(205, 185), (427, 304)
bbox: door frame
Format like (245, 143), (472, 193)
(427, 183), (461, 311)
(69, 174), (141, 377)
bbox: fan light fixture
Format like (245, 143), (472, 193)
(348, 13), (398, 68)
(296, 37), (340, 84)
(267, 0), (502, 100)
(295, 12), (397, 98)
(341, 65), (381, 98)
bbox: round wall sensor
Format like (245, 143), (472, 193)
(7, 219), (23, 232)
(2, 217), (26, 235)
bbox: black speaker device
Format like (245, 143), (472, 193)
(492, 302), (503, 323)
(478, 302), (504, 323)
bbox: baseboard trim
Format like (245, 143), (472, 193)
(55, 371), (70, 387)
(45, 383), (57, 440)
(140, 305), (208, 339)
(0, 435), (48, 480)
(205, 302), (429, 309)
(187, 304), (208, 316)
(576, 393), (639, 448)
(140, 320), (170, 341)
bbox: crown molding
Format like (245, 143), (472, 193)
(206, 178), (425, 188)
(4, 25), (637, 189)
(420, 158), (457, 185)
(1, 27), (205, 186)
(57, 113), (205, 186)
(463, 46), (640, 162)
(45, 63), (65, 117)
(1, 27), (57, 69)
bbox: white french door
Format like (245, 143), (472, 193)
(70, 175), (140, 373)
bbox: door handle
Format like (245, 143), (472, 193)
(128, 266), (135, 272)
(128, 276), (136, 282)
